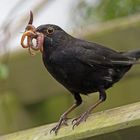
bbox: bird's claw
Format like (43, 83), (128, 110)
(50, 115), (69, 135)
(50, 124), (60, 135)
(72, 116), (80, 124)
(72, 111), (89, 130)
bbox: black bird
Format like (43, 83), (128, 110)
(21, 12), (140, 134)
(35, 24), (140, 133)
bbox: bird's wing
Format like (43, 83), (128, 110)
(65, 40), (136, 67)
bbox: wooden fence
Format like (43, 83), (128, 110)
(1, 101), (140, 140)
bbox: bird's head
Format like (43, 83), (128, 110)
(36, 24), (69, 50)
(36, 24), (63, 36)
(21, 11), (70, 55)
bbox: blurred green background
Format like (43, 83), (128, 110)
(0, 0), (140, 135)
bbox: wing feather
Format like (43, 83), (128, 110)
(65, 39), (136, 67)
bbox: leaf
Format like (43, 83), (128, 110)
(0, 64), (9, 80)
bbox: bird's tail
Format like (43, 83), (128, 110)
(123, 50), (140, 64)
(123, 49), (140, 60)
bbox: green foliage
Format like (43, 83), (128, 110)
(0, 92), (32, 134)
(71, 0), (140, 27)
(97, 0), (140, 21)
(0, 63), (9, 80)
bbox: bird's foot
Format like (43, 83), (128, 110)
(72, 111), (89, 129)
(72, 116), (81, 124)
(50, 115), (69, 135)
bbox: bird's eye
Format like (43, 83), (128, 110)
(47, 27), (54, 34)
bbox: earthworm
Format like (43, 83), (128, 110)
(21, 11), (44, 55)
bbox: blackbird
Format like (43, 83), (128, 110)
(21, 11), (140, 134)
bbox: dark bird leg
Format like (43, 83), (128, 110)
(72, 88), (106, 129)
(50, 93), (82, 134)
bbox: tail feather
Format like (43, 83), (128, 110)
(120, 49), (140, 65)
(123, 49), (140, 60)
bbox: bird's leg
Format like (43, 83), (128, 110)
(72, 88), (106, 129)
(50, 93), (82, 135)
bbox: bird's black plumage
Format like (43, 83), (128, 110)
(37, 24), (136, 93)
(36, 24), (140, 134)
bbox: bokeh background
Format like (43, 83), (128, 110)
(0, 0), (140, 135)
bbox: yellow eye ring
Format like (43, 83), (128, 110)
(47, 27), (54, 34)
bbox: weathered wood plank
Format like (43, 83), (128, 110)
(1, 101), (140, 140)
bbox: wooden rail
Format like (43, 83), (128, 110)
(1, 101), (140, 140)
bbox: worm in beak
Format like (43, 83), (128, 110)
(21, 11), (44, 55)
